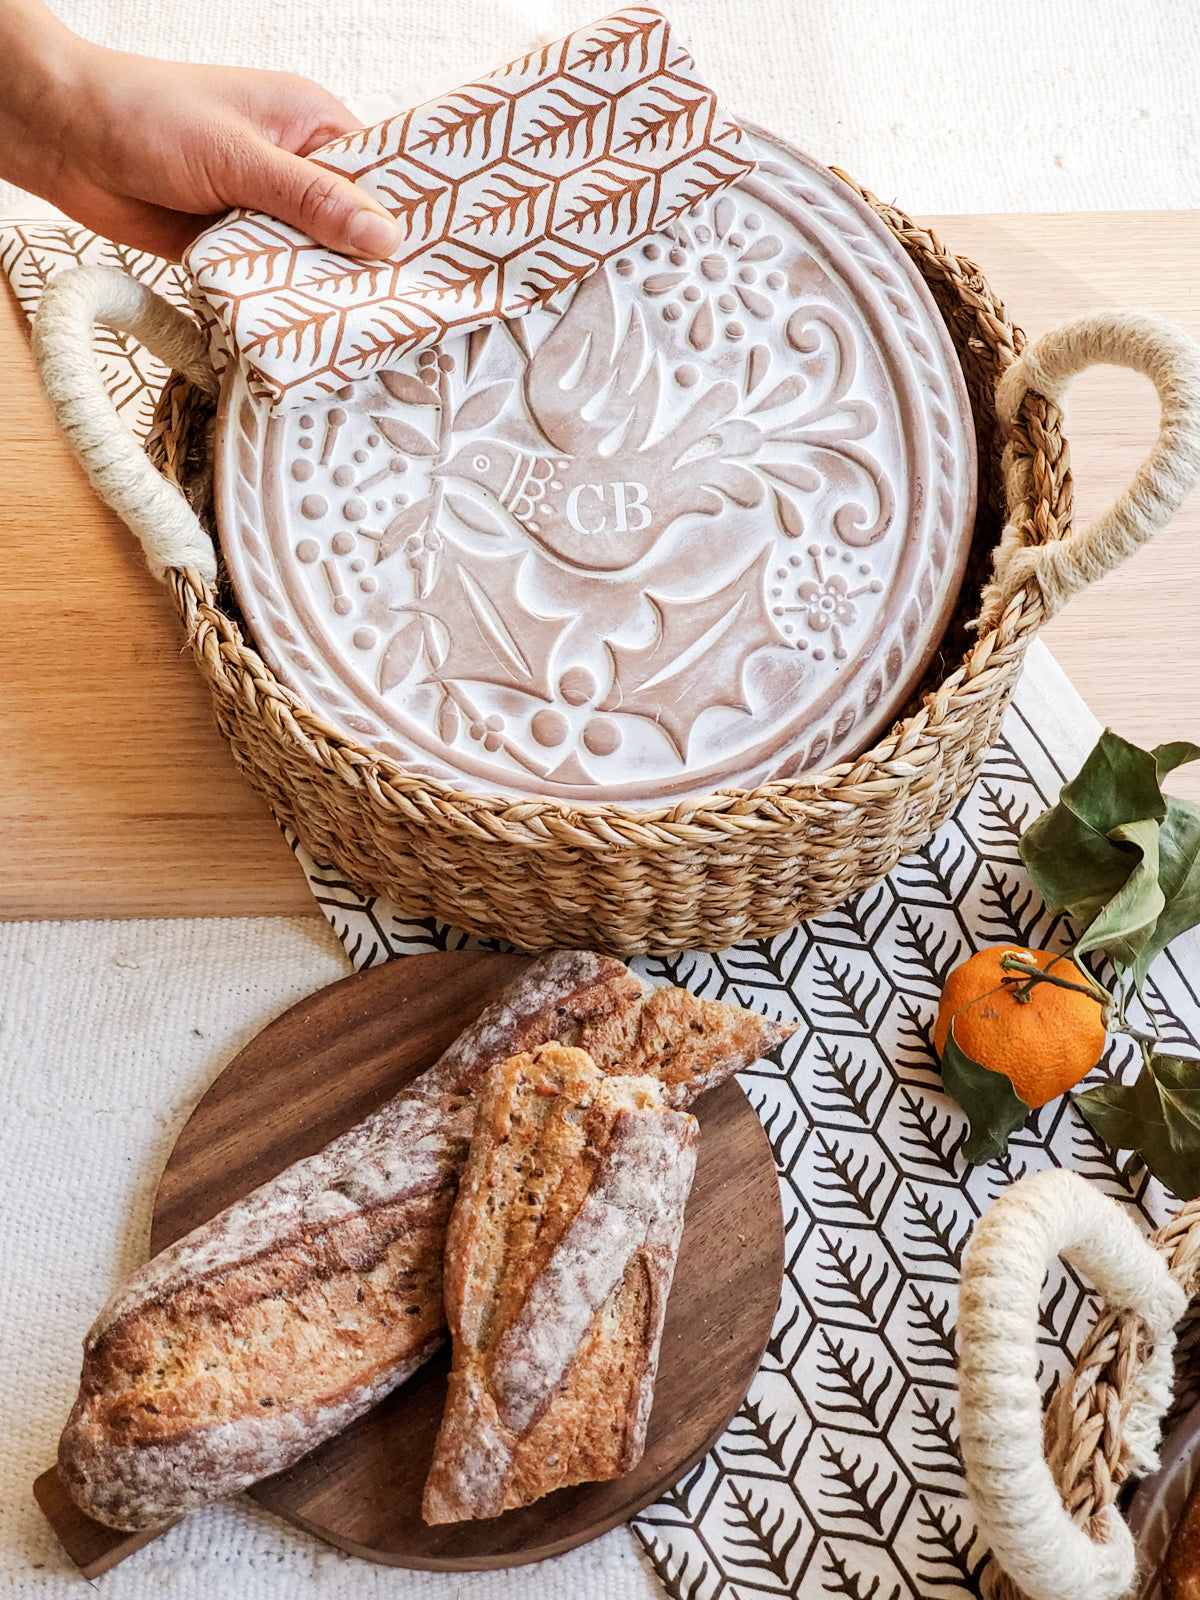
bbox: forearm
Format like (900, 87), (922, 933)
(0, 0), (91, 197)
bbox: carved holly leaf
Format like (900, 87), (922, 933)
(413, 545), (566, 700)
(600, 546), (781, 760)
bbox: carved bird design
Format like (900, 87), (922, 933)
(437, 269), (765, 573)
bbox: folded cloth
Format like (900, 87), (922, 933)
(184, 5), (755, 410)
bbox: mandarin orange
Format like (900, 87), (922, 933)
(934, 945), (1106, 1107)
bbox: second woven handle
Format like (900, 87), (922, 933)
(979, 310), (1200, 628)
(31, 264), (219, 583)
(958, 1169), (1189, 1600)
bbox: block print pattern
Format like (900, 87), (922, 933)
(185, 6), (755, 408)
(0, 220), (190, 438)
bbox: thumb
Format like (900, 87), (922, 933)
(231, 137), (404, 258)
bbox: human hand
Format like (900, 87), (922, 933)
(0, 1), (405, 261)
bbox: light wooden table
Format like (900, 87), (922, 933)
(1, 212), (1198, 921)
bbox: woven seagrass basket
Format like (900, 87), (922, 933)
(31, 174), (1200, 955)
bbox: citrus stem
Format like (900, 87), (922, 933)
(998, 954), (1112, 1007)
(996, 954), (1164, 1050)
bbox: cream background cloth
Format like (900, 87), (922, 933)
(0, 1), (1196, 1595)
(1, 0), (1198, 216)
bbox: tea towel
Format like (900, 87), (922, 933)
(185, 6), (754, 408)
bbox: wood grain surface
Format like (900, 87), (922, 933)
(1, 210), (1197, 920)
(35, 951), (785, 1576)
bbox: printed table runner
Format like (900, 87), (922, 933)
(6, 209), (1199, 1600)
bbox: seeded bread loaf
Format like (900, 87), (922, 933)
(423, 1044), (698, 1523)
(59, 952), (791, 1530)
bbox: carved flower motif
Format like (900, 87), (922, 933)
(619, 194), (788, 350)
(796, 572), (857, 632)
(770, 543), (884, 661)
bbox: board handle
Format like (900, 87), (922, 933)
(34, 1465), (174, 1578)
(957, 1168), (1187, 1600)
(31, 264), (219, 583)
(979, 310), (1200, 628)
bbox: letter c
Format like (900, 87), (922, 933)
(565, 483), (606, 535)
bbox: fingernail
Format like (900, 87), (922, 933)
(345, 209), (404, 258)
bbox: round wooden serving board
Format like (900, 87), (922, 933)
(144, 951), (784, 1571)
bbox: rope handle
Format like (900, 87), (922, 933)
(979, 310), (1200, 628)
(31, 265), (220, 583)
(958, 1169), (1187, 1600)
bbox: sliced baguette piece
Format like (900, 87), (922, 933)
(423, 1043), (698, 1523)
(59, 952), (791, 1530)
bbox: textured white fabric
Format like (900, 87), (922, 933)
(0, 0), (1197, 217)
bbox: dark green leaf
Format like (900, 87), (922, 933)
(1062, 729), (1166, 833)
(940, 1020), (1031, 1164)
(1073, 817), (1163, 967)
(1131, 797), (1200, 986)
(1154, 742), (1200, 781)
(1075, 1051), (1200, 1199)
(1020, 730), (1200, 990)
(1019, 801), (1135, 926)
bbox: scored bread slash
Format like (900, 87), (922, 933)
(57, 951), (792, 1532)
(422, 1043), (699, 1524)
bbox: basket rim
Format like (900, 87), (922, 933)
(158, 173), (1047, 848)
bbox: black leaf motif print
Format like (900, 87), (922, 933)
(913, 1497), (990, 1592)
(823, 1544), (903, 1600)
(818, 1438), (901, 1534)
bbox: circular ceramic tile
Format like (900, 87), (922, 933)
(215, 127), (976, 804)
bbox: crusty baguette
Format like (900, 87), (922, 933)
(423, 1045), (698, 1523)
(59, 952), (792, 1530)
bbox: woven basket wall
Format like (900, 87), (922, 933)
(146, 174), (1061, 956)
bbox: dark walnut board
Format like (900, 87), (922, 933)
(35, 950), (785, 1578)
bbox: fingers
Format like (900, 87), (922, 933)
(227, 137), (403, 258)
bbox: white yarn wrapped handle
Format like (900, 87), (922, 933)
(959, 1169), (1187, 1600)
(981, 310), (1200, 626)
(31, 265), (219, 583)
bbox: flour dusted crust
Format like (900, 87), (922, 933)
(59, 951), (792, 1531)
(422, 1046), (699, 1523)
